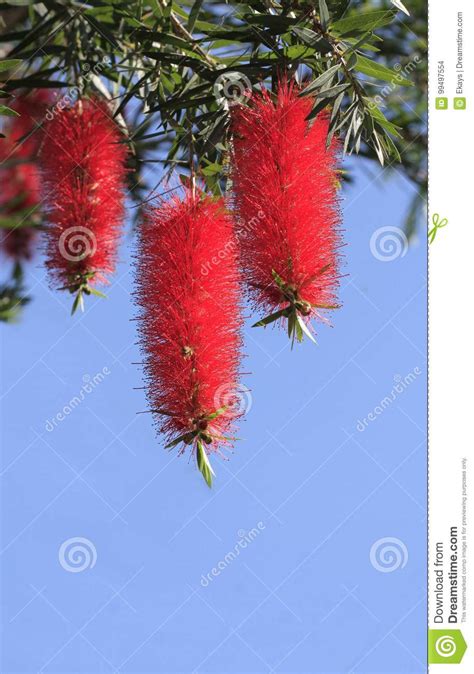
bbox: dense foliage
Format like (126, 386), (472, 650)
(0, 0), (427, 322)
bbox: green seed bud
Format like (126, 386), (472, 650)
(299, 300), (312, 316)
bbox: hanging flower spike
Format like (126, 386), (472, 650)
(0, 159), (41, 260)
(40, 98), (127, 313)
(231, 80), (342, 346)
(135, 189), (243, 487)
(0, 91), (50, 262)
(7, 89), (51, 158)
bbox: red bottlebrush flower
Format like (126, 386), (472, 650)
(0, 158), (41, 261)
(0, 91), (49, 262)
(40, 98), (127, 311)
(231, 81), (342, 345)
(7, 90), (51, 158)
(1, 218), (38, 261)
(135, 189), (243, 487)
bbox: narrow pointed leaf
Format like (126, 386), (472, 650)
(301, 64), (341, 96)
(319, 0), (330, 30)
(297, 315), (318, 344)
(0, 59), (22, 73)
(206, 406), (227, 420)
(88, 287), (107, 299)
(252, 308), (289, 327)
(196, 440), (214, 488)
(165, 430), (196, 449)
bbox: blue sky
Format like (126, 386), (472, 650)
(1, 159), (427, 673)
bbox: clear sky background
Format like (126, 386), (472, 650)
(1, 159), (427, 673)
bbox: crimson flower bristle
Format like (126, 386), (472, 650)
(231, 81), (342, 345)
(135, 189), (243, 486)
(40, 98), (127, 308)
(0, 91), (49, 262)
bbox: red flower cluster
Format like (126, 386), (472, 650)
(135, 189), (243, 486)
(40, 98), (127, 301)
(231, 81), (342, 343)
(0, 91), (49, 261)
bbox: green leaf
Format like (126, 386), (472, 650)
(188, 0), (204, 32)
(333, 10), (396, 35)
(0, 59), (22, 73)
(356, 54), (413, 86)
(287, 310), (296, 341)
(114, 72), (149, 118)
(8, 11), (66, 57)
(327, 0), (351, 20)
(196, 440), (214, 488)
(372, 129), (386, 165)
(282, 44), (316, 59)
(344, 30), (381, 55)
(165, 431), (196, 449)
(367, 104), (402, 137)
(136, 30), (200, 55)
(319, 0), (330, 30)
(313, 83), (351, 100)
(10, 265), (22, 289)
(206, 407), (227, 420)
(87, 287), (107, 299)
(252, 308), (289, 328)
(271, 269), (286, 289)
(291, 27), (332, 53)
(244, 14), (297, 32)
(301, 64), (341, 95)
(71, 291), (84, 316)
(0, 105), (19, 117)
(4, 77), (68, 90)
(379, 130), (401, 161)
(391, 0), (410, 16)
(319, 264), (332, 276)
(307, 97), (332, 120)
(84, 14), (120, 49)
(295, 316), (304, 343)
